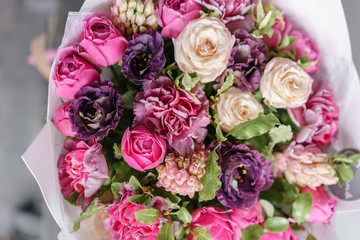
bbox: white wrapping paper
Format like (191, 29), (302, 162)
(22, 0), (360, 239)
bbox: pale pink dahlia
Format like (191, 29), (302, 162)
(156, 144), (209, 198)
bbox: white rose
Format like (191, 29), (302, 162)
(173, 17), (235, 83)
(260, 57), (313, 108)
(213, 87), (264, 132)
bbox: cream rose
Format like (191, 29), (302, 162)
(260, 57), (313, 108)
(173, 17), (235, 83)
(213, 87), (264, 132)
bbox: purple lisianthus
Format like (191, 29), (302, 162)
(69, 80), (124, 140)
(122, 29), (166, 85)
(215, 142), (273, 209)
(217, 29), (266, 92)
(133, 76), (210, 154)
(194, 0), (254, 32)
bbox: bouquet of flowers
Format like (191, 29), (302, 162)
(24, 0), (360, 239)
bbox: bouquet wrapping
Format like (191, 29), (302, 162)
(22, 0), (360, 239)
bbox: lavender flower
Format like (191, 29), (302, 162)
(122, 29), (166, 85)
(69, 80), (124, 140)
(215, 142), (273, 209)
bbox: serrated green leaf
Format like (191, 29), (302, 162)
(182, 73), (200, 92)
(292, 192), (313, 224)
(213, 111), (227, 141)
(129, 175), (142, 192)
(111, 182), (122, 197)
(175, 207), (192, 224)
(72, 208), (104, 232)
(256, 0), (265, 24)
(199, 146), (222, 202)
(157, 222), (175, 240)
(306, 233), (317, 240)
(193, 227), (213, 240)
(268, 125), (293, 149)
(264, 217), (289, 233)
(337, 163), (354, 181)
(228, 113), (280, 140)
(242, 224), (264, 240)
(217, 72), (234, 96)
(260, 199), (274, 218)
(134, 209), (159, 224)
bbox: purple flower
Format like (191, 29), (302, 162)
(194, 0), (254, 32)
(218, 29), (266, 92)
(122, 29), (166, 85)
(215, 142), (273, 209)
(133, 76), (210, 154)
(69, 80), (124, 140)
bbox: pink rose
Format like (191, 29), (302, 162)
(52, 101), (76, 137)
(260, 226), (299, 240)
(229, 201), (264, 229)
(121, 125), (167, 171)
(105, 184), (166, 240)
(301, 186), (338, 225)
(263, 17), (292, 50)
(156, 0), (202, 39)
(289, 82), (339, 146)
(188, 206), (242, 240)
(285, 31), (321, 74)
(57, 139), (109, 209)
(80, 13), (128, 67)
(53, 45), (101, 99)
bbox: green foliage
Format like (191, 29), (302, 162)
(264, 217), (289, 233)
(111, 182), (122, 197)
(174, 224), (186, 239)
(112, 161), (134, 183)
(182, 73), (200, 92)
(129, 175), (143, 191)
(199, 146), (222, 202)
(128, 194), (152, 206)
(292, 193), (313, 224)
(268, 125), (293, 149)
(134, 208), (160, 224)
(306, 234), (317, 240)
(216, 72), (234, 96)
(157, 222), (175, 240)
(72, 207), (104, 232)
(242, 224), (264, 240)
(260, 199), (274, 218)
(173, 207), (192, 224)
(154, 187), (181, 204)
(260, 178), (299, 206)
(193, 227), (213, 240)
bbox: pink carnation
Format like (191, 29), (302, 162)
(289, 82), (339, 146)
(260, 226), (299, 240)
(229, 201), (264, 229)
(301, 186), (338, 225)
(105, 184), (166, 240)
(57, 139), (109, 209)
(52, 101), (76, 137)
(133, 76), (210, 154)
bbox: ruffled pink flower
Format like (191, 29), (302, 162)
(260, 226), (299, 240)
(156, 144), (209, 198)
(134, 76), (210, 154)
(289, 82), (339, 146)
(52, 101), (76, 137)
(195, 0), (254, 33)
(273, 142), (338, 189)
(229, 201), (264, 229)
(57, 139), (109, 209)
(188, 206), (242, 240)
(121, 125), (167, 171)
(263, 17), (292, 50)
(156, 0), (202, 39)
(301, 186), (338, 225)
(105, 184), (167, 240)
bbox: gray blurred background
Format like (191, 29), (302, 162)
(0, 0), (359, 239)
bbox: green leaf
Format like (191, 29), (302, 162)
(306, 234), (317, 240)
(128, 194), (146, 203)
(157, 222), (175, 240)
(129, 175), (142, 192)
(175, 207), (192, 224)
(242, 224), (264, 240)
(278, 34), (290, 49)
(113, 143), (122, 157)
(112, 161), (134, 183)
(72, 208), (104, 232)
(122, 90), (136, 109)
(134, 208), (159, 224)
(299, 55), (310, 64)
(111, 182), (122, 197)
(337, 163), (354, 181)
(268, 125), (293, 149)
(174, 224), (186, 239)
(264, 217), (289, 233)
(193, 227), (213, 240)
(216, 72), (234, 96)
(182, 73), (200, 92)
(259, 11), (273, 30)
(292, 192), (313, 224)
(228, 113), (280, 140)
(199, 146), (222, 202)
(213, 111), (227, 141)
(348, 153), (360, 165)
(164, 198), (180, 210)
(256, 0), (265, 24)
(154, 187), (181, 203)
(259, 199), (274, 218)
